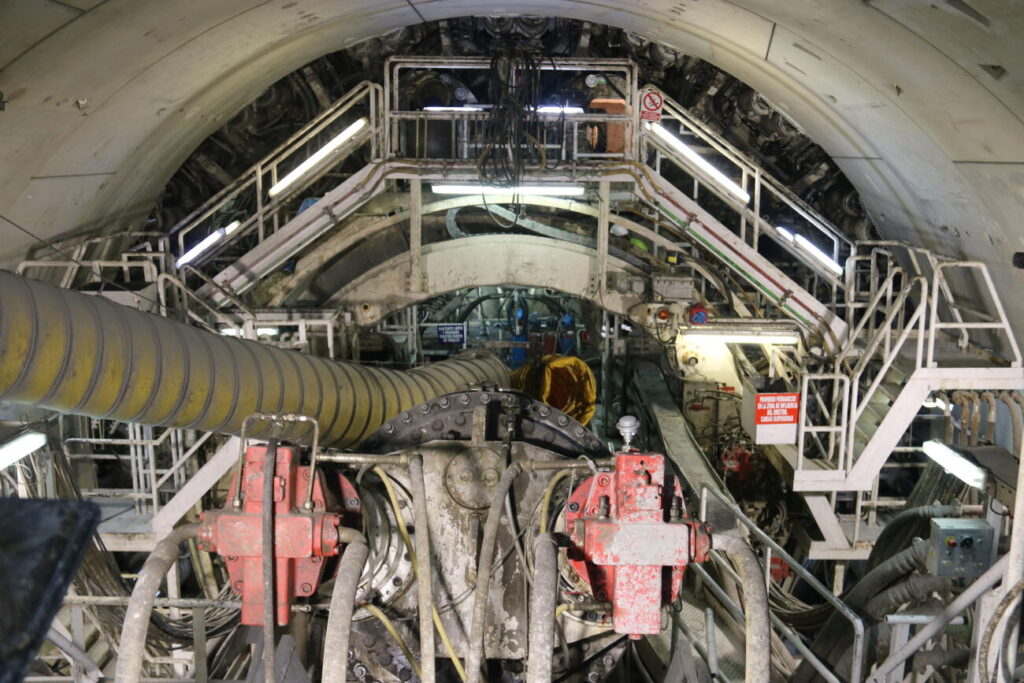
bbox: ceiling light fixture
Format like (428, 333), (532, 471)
(922, 440), (987, 490)
(431, 184), (586, 196)
(0, 431), (47, 469)
(268, 117), (368, 198)
(175, 220), (242, 268)
(647, 123), (750, 203)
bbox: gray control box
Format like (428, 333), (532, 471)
(651, 275), (695, 302)
(926, 518), (994, 579)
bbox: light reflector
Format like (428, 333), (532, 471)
(683, 332), (800, 346)
(922, 440), (987, 490)
(648, 123), (750, 203)
(0, 431), (46, 469)
(268, 118), (368, 198)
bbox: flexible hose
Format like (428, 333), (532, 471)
(869, 554), (1009, 682)
(981, 391), (997, 443)
(865, 504), (978, 571)
(115, 524), (199, 683)
(1000, 392), (1022, 456)
(408, 456), (436, 683)
(322, 530), (369, 683)
(0, 270), (509, 448)
(850, 539), (930, 609)
(979, 577), (1024, 683)
(466, 463), (523, 683)
(952, 392), (969, 446)
(864, 575), (952, 621)
(714, 534), (770, 683)
(527, 534), (560, 683)
(968, 392), (982, 447)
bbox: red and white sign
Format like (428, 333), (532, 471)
(640, 90), (664, 122)
(754, 393), (800, 425)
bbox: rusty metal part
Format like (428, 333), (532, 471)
(197, 444), (362, 626)
(0, 270), (509, 447)
(566, 451), (710, 636)
(361, 387), (609, 458)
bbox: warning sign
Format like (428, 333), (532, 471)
(640, 90), (664, 122)
(755, 393), (800, 425)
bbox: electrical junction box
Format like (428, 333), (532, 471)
(651, 275), (695, 302)
(926, 518), (994, 579)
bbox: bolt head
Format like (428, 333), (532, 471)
(568, 502), (580, 512)
(347, 497), (360, 509)
(301, 583), (313, 594)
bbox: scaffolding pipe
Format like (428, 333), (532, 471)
(0, 270), (509, 447)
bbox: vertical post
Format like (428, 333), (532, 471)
(193, 607), (208, 682)
(256, 164), (266, 243)
(595, 181), (610, 299)
(409, 179), (423, 293)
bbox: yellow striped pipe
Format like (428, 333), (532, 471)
(0, 270), (509, 447)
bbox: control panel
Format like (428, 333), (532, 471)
(925, 518), (994, 579)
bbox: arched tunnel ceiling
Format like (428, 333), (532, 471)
(1, 0), (1023, 326)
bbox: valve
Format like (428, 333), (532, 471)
(687, 303), (709, 325)
(197, 444), (362, 626)
(564, 451), (710, 637)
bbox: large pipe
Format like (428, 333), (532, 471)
(0, 270), (508, 447)
(322, 529), (369, 683)
(999, 392), (1022, 455)
(527, 533), (561, 683)
(116, 523), (199, 682)
(713, 534), (771, 683)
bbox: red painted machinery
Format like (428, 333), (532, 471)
(197, 444), (361, 626)
(566, 451), (711, 636)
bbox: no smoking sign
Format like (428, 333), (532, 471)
(640, 90), (664, 122)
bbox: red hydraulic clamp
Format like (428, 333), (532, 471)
(566, 451), (711, 636)
(197, 444), (361, 626)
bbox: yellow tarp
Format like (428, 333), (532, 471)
(511, 354), (597, 426)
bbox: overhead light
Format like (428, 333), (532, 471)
(922, 440), (987, 490)
(431, 184), (586, 196)
(220, 326), (280, 337)
(175, 220), (241, 268)
(647, 123), (750, 203)
(0, 431), (46, 469)
(536, 105), (585, 114)
(684, 332), (801, 346)
(776, 227), (843, 275)
(268, 118), (368, 198)
(423, 105), (485, 112)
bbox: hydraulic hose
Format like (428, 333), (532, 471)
(869, 554), (1009, 682)
(466, 463), (523, 683)
(863, 575), (952, 621)
(408, 456), (436, 683)
(322, 529), (369, 683)
(714, 534), (770, 683)
(0, 270), (509, 448)
(980, 391), (997, 443)
(865, 503), (982, 571)
(1000, 392), (1022, 456)
(115, 523), (199, 683)
(527, 533), (560, 683)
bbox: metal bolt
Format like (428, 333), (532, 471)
(440, 398), (450, 408)
(353, 664), (367, 678)
(460, 470), (472, 482)
(402, 412), (412, 423)
(459, 394), (470, 405)
(301, 583), (313, 594)
(483, 469), (498, 485)
(480, 393), (491, 403)
(347, 497), (360, 509)
(602, 655), (615, 667)
(227, 555), (238, 562)
(392, 577), (403, 587)
(233, 581), (243, 591)
(539, 406), (551, 417)
(384, 423), (395, 433)
(420, 403), (431, 414)
(568, 502), (580, 512)
(586, 672), (601, 682)
(574, 427), (585, 437)
(311, 556), (321, 564)
(557, 416), (569, 426)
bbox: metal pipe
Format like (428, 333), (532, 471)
(115, 523), (199, 683)
(262, 440), (278, 683)
(713, 534), (770, 683)
(466, 463), (523, 683)
(527, 534), (560, 683)
(869, 554), (1009, 682)
(967, 392), (982, 447)
(951, 392), (969, 446)
(0, 270), (509, 448)
(322, 529), (369, 683)
(408, 456), (435, 683)
(981, 391), (997, 443)
(1000, 392), (1022, 456)
(46, 627), (102, 679)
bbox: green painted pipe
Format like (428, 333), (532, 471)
(0, 270), (509, 447)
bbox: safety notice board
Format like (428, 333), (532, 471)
(741, 391), (800, 444)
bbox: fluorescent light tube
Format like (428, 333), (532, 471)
(175, 220), (241, 268)
(775, 227), (843, 275)
(922, 440), (986, 490)
(431, 184), (585, 196)
(0, 431), (46, 469)
(220, 326), (279, 337)
(536, 106), (584, 114)
(423, 106), (485, 111)
(268, 118), (368, 198)
(683, 332), (800, 346)
(648, 123), (750, 203)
